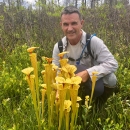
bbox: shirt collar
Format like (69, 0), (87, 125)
(80, 30), (86, 45)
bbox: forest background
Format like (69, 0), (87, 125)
(0, 0), (130, 130)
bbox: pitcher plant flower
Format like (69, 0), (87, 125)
(56, 77), (71, 130)
(43, 63), (54, 127)
(57, 84), (67, 130)
(43, 56), (53, 64)
(41, 70), (46, 83)
(50, 91), (56, 126)
(64, 100), (71, 130)
(74, 97), (82, 126)
(89, 71), (98, 106)
(52, 64), (58, 82)
(27, 48), (40, 123)
(69, 84), (80, 130)
(61, 64), (77, 78)
(40, 84), (46, 119)
(55, 96), (60, 123)
(58, 51), (69, 59)
(21, 67), (34, 76)
(22, 68), (40, 129)
(85, 96), (89, 108)
(30, 75), (39, 125)
(69, 77), (82, 130)
(55, 74), (74, 130)
(75, 103), (79, 126)
(22, 47), (95, 130)
(27, 47), (39, 53)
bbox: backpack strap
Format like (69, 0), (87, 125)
(58, 33), (96, 60)
(58, 40), (63, 53)
(86, 33), (94, 59)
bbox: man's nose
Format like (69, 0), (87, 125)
(68, 25), (73, 31)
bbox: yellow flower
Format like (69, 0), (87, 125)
(43, 57), (53, 64)
(85, 96), (89, 101)
(21, 67), (34, 75)
(55, 77), (65, 84)
(71, 84), (80, 90)
(66, 65), (77, 76)
(61, 64), (77, 78)
(66, 107), (71, 112)
(76, 103), (79, 108)
(90, 71), (98, 105)
(64, 100), (71, 110)
(27, 47), (39, 53)
(70, 76), (82, 85)
(41, 70), (45, 75)
(85, 96), (89, 108)
(58, 51), (69, 59)
(55, 77), (71, 89)
(52, 64), (58, 70)
(40, 84), (47, 89)
(52, 83), (58, 90)
(57, 84), (64, 90)
(61, 66), (68, 73)
(59, 59), (68, 67)
(92, 71), (98, 75)
(65, 78), (71, 84)
(77, 96), (82, 102)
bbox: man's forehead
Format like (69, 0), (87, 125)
(61, 13), (80, 21)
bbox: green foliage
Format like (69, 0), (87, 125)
(0, 44), (30, 100)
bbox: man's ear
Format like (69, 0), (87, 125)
(60, 21), (62, 26)
(81, 20), (84, 25)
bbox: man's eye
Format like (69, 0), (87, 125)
(63, 23), (68, 26)
(72, 22), (77, 25)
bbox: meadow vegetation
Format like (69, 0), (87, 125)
(0, 3), (130, 130)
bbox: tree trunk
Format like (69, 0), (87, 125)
(75, 0), (77, 7)
(91, 0), (95, 8)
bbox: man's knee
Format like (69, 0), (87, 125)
(103, 73), (117, 87)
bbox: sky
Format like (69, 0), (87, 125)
(25, 0), (35, 4)
(0, 0), (130, 5)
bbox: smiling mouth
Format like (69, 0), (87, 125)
(67, 32), (75, 35)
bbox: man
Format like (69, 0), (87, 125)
(52, 6), (118, 101)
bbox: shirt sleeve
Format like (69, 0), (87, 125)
(87, 36), (118, 80)
(52, 43), (60, 67)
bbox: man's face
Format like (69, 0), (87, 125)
(60, 13), (84, 42)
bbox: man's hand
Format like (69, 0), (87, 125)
(76, 70), (89, 82)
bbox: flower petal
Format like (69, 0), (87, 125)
(58, 51), (69, 59)
(22, 67), (34, 75)
(77, 96), (82, 101)
(27, 47), (39, 53)
(64, 100), (71, 110)
(40, 84), (47, 89)
(71, 76), (82, 84)
(55, 76), (65, 83)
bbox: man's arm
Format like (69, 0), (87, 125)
(86, 36), (118, 80)
(76, 70), (89, 82)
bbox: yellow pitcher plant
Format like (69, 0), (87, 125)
(22, 67), (40, 129)
(64, 100), (72, 130)
(42, 57), (57, 128)
(22, 47), (98, 130)
(56, 52), (82, 130)
(27, 47), (40, 111)
(40, 84), (46, 119)
(89, 71), (98, 106)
